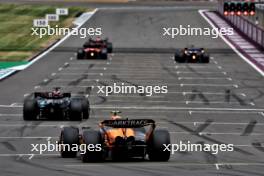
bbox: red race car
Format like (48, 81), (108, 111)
(77, 37), (112, 60)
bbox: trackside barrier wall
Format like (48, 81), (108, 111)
(218, 0), (264, 49)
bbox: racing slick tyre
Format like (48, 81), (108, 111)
(23, 99), (38, 120)
(148, 129), (171, 161)
(81, 130), (103, 162)
(174, 50), (184, 63)
(77, 49), (85, 60)
(201, 54), (210, 63)
(60, 127), (79, 158)
(101, 53), (108, 60)
(107, 42), (113, 53)
(82, 98), (90, 119)
(69, 99), (83, 121)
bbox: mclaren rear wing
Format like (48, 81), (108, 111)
(100, 119), (155, 128)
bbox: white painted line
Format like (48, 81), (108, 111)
(194, 132), (264, 135)
(178, 77), (229, 80)
(28, 154), (34, 160)
(0, 114), (21, 116)
(185, 101), (247, 105)
(0, 154), (58, 157)
(241, 93), (246, 97)
(190, 111), (263, 115)
(85, 95), (164, 98)
(179, 83), (238, 87)
(34, 85), (92, 89)
(199, 10), (264, 77)
(215, 164), (219, 170)
(175, 65), (217, 68)
(169, 91), (227, 95)
(0, 104), (23, 108)
(91, 106), (264, 111)
(0, 124), (71, 127)
(64, 162), (264, 167)
(0, 136), (58, 139)
(23, 94), (30, 97)
(51, 73), (56, 76)
(250, 102), (255, 106)
(43, 79), (49, 83)
(108, 100), (170, 103)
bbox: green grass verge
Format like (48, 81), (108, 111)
(0, 3), (88, 61)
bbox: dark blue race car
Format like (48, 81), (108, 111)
(23, 88), (90, 121)
(174, 47), (210, 63)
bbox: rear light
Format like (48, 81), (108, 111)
(224, 11), (229, 16)
(244, 11), (248, 16)
(250, 11), (255, 16)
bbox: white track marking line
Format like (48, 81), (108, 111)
(179, 83), (238, 87)
(0, 136), (58, 139)
(169, 91), (240, 95)
(189, 111), (263, 115)
(176, 71), (225, 74)
(194, 132), (264, 135)
(0, 114), (21, 116)
(178, 77), (231, 80)
(91, 106), (264, 111)
(199, 10), (264, 77)
(64, 162), (264, 167)
(0, 124), (70, 127)
(185, 101), (249, 105)
(215, 164), (219, 170)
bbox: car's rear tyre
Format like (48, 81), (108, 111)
(148, 129), (171, 161)
(77, 49), (84, 60)
(202, 54), (210, 63)
(82, 98), (90, 119)
(69, 99), (83, 121)
(101, 53), (108, 60)
(81, 130), (103, 162)
(60, 127), (79, 158)
(23, 99), (38, 120)
(174, 50), (185, 63)
(107, 42), (113, 53)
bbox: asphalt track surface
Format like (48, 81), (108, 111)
(0, 3), (264, 176)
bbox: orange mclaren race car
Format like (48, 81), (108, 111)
(58, 111), (171, 162)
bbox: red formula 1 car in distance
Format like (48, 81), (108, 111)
(59, 118), (171, 162)
(77, 37), (113, 60)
